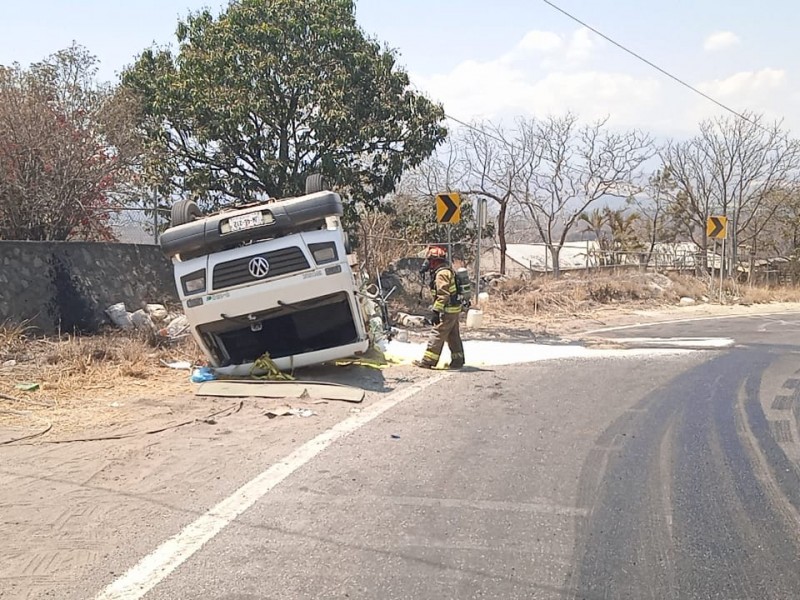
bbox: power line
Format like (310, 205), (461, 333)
(444, 112), (601, 180)
(539, 0), (773, 134)
(445, 113), (514, 148)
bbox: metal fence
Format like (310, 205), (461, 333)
(578, 249), (705, 275)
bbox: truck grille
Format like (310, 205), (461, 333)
(212, 247), (310, 290)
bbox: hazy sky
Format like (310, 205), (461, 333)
(2, 0), (798, 136)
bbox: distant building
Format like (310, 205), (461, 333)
(480, 241), (702, 276)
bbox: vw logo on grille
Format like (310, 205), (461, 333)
(248, 256), (271, 278)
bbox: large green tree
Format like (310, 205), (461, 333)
(123, 0), (446, 214)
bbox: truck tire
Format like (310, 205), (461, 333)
(305, 174), (327, 194)
(171, 199), (202, 227)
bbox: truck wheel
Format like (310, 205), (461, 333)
(171, 199), (202, 227)
(305, 174), (327, 194)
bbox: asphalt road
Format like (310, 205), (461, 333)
(96, 314), (800, 598)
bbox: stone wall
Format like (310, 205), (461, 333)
(0, 241), (178, 334)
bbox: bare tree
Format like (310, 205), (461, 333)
(459, 121), (540, 274)
(0, 45), (142, 240)
(403, 136), (470, 198)
(661, 112), (800, 270)
(516, 114), (653, 277)
(740, 185), (800, 258)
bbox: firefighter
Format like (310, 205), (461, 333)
(413, 245), (465, 370)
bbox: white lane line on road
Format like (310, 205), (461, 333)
(583, 311), (800, 335)
(94, 373), (450, 600)
(608, 337), (735, 349)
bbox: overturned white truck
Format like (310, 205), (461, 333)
(159, 177), (377, 373)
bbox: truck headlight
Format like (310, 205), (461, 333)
(181, 270), (206, 295)
(309, 242), (338, 265)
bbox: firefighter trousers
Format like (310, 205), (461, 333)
(420, 312), (464, 367)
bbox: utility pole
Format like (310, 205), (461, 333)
(731, 196), (738, 280)
(152, 188), (159, 244)
(474, 198), (487, 292)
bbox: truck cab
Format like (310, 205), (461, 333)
(159, 183), (371, 374)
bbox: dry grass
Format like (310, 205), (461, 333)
(482, 270), (800, 323)
(665, 273), (712, 300)
(737, 284), (800, 304)
(487, 272), (698, 318)
(0, 319), (35, 361)
(0, 330), (203, 435)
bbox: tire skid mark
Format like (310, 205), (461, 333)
(570, 350), (800, 599)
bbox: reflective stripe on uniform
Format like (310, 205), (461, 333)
(424, 350), (439, 361)
(443, 305), (461, 314)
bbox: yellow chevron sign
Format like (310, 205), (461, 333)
(706, 216), (727, 239)
(435, 193), (461, 224)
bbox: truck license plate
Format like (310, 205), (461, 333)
(228, 212), (264, 232)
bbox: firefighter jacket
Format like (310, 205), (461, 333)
(431, 266), (462, 314)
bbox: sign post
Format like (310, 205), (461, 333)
(707, 216), (728, 302)
(720, 235), (726, 301)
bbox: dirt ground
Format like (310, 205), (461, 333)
(0, 331), (414, 445)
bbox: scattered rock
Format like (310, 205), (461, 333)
(679, 297), (696, 306)
(2, 359), (17, 367)
(145, 304), (169, 321)
(106, 303), (133, 330)
(130, 309), (155, 332)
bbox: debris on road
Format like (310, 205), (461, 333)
(161, 360), (193, 370)
(396, 312), (427, 328)
(15, 382), (40, 392)
(158, 315), (190, 340)
(251, 352), (294, 381)
(265, 407), (316, 419)
(196, 380), (365, 402)
(190, 367), (217, 383)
